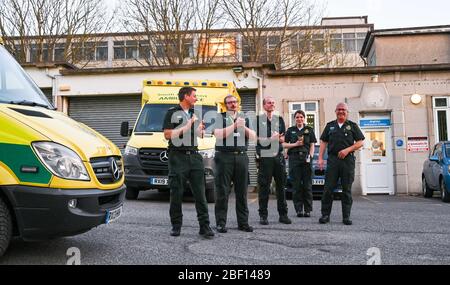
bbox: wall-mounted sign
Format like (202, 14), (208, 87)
(360, 119), (391, 128)
(407, 137), (429, 152)
(396, 139), (404, 147)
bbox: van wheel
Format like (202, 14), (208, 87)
(440, 179), (450, 203)
(422, 176), (433, 198)
(0, 197), (12, 257)
(205, 186), (215, 203)
(125, 187), (140, 200)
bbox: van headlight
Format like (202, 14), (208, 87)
(199, 149), (215, 159)
(124, 146), (138, 156)
(32, 142), (90, 181)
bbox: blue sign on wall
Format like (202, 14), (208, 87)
(360, 119), (391, 128)
(396, 139), (404, 147)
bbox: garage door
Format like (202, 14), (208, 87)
(68, 95), (141, 150)
(238, 90), (257, 186)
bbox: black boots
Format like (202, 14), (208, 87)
(170, 225), (181, 236)
(199, 224), (215, 238)
(319, 215), (330, 224)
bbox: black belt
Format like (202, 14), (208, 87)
(217, 150), (246, 155)
(290, 150), (307, 154)
(170, 150), (198, 154)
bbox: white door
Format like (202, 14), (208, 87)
(361, 128), (395, 195)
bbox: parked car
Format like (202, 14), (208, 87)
(422, 142), (450, 202)
(285, 145), (342, 199)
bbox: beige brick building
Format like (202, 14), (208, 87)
(264, 25), (450, 195)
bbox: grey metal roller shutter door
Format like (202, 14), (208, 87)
(239, 90), (257, 186)
(68, 95), (141, 150)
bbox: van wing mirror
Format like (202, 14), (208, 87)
(121, 121), (130, 137)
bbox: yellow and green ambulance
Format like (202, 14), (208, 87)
(0, 38), (125, 256)
(121, 79), (240, 202)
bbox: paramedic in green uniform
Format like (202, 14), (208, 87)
(213, 95), (256, 233)
(283, 110), (317, 218)
(318, 103), (365, 225)
(256, 96), (292, 225)
(163, 87), (214, 238)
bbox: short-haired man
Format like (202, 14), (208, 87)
(163, 87), (214, 238)
(256, 96), (292, 225)
(318, 103), (365, 225)
(213, 95), (256, 233)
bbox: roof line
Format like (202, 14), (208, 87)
(360, 25), (450, 57)
(3, 24), (374, 40)
(267, 64), (450, 77)
(60, 62), (275, 75)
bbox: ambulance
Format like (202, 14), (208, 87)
(121, 79), (240, 202)
(0, 38), (125, 256)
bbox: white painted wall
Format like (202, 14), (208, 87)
(57, 68), (259, 97)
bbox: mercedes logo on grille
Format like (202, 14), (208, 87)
(110, 158), (120, 181)
(160, 151), (169, 162)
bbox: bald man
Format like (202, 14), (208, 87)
(318, 103), (365, 225)
(256, 96), (291, 225)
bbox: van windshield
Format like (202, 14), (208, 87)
(0, 45), (53, 109)
(134, 104), (218, 133)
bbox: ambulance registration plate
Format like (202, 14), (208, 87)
(105, 206), (123, 224)
(150, 177), (169, 186)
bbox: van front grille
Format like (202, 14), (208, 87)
(90, 156), (123, 184)
(139, 148), (168, 170)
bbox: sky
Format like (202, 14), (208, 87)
(108, 0), (449, 30)
(317, 0), (450, 29)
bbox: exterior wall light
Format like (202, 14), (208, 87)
(410, 94), (422, 105)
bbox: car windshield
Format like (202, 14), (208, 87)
(134, 103), (218, 133)
(0, 45), (53, 109)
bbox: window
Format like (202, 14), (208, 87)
(267, 36), (280, 60)
(54, 43), (65, 61)
(114, 40), (138, 60)
(242, 38), (251, 62)
(95, 41), (108, 61)
(83, 42), (96, 61)
(29, 43), (52, 62)
(330, 33), (342, 53)
(11, 45), (25, 62)
(154, 40), (192, 59)
(199, 37), (236, 58)
(114, 41), (125, 59)
(343, 33), (356, 52)
(71, 41), (108, 61)
(433, 97), (450, 142)
(290, 35), (300, 54)
(356, 32), (367, 52)
(435, 98), (447, 107)
(138, 41), (151, 61)
(437, 111), (448, 141)
(155, 41), (166, 58)
(288, 101), (320, 140)
(312, 34), (324, 53)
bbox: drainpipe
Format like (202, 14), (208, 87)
(251, 68), (263, 113)
(45, 68), (59, 111)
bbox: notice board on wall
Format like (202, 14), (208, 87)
(407, 137), (429, 152)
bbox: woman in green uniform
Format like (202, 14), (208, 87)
(283, 110), (317, 217)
